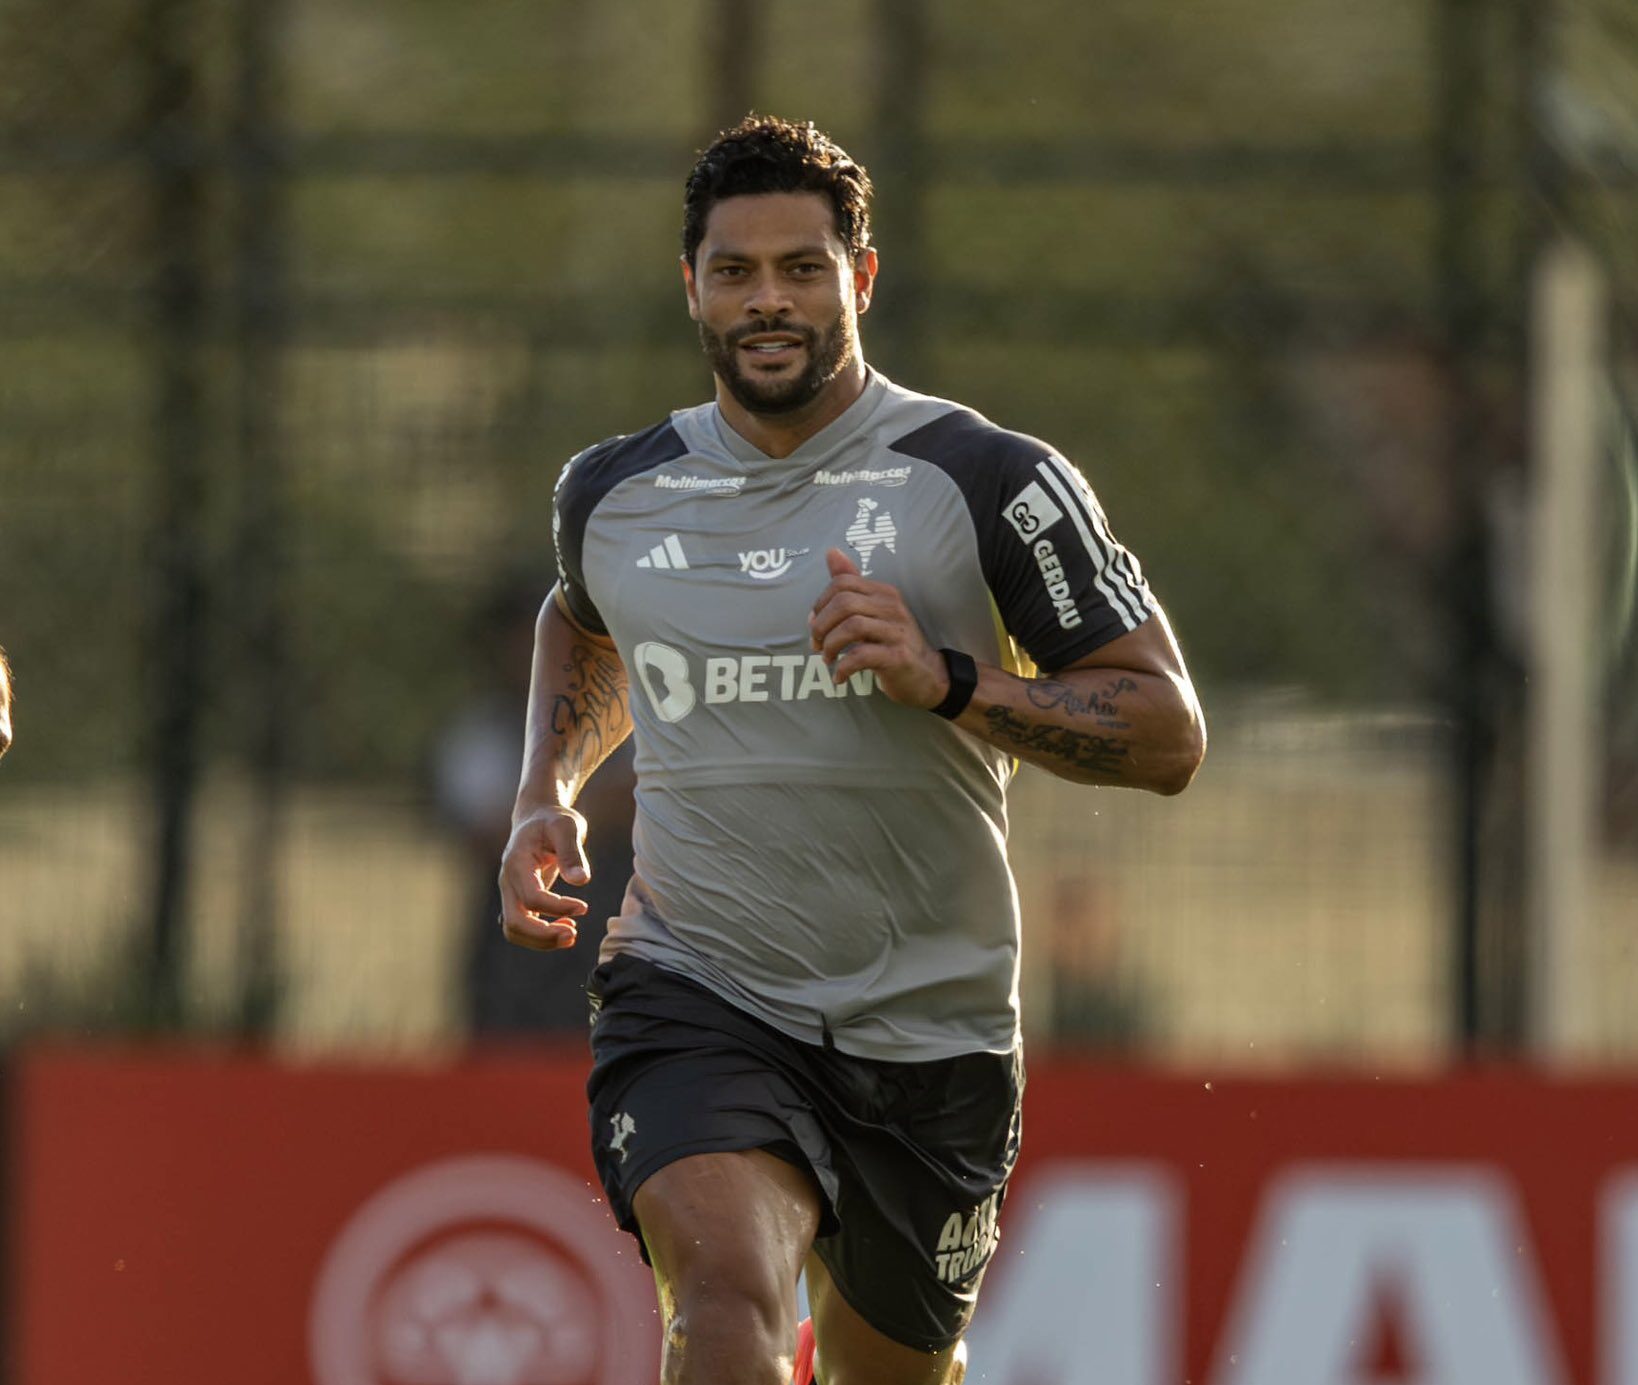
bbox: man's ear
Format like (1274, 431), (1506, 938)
(853, 247), (879, 316)
(680, 255), (701, 321)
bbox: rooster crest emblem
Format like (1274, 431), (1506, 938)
(845, 497), (898, 575)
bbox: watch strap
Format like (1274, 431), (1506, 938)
(931, 648), (979, 720)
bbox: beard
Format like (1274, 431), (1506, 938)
(698, 310), (856, 416)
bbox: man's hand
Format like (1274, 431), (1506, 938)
(808, 548), (949, 708)
(498, 806), (591, 950)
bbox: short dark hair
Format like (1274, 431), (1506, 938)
(682, 115), (873, 268)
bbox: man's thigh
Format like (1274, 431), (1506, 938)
(806, 1255), (965, 1385)
(808, 1045), (1020, 1359)
(585, 957), (841, 1242)
(634, 1149), (822, 1317)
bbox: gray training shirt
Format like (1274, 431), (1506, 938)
(553, 371), (1155, 1061)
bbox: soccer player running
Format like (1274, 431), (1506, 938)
(499, 116), (1205, 1385)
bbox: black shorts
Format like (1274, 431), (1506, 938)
(584, 954), (1023, 1353)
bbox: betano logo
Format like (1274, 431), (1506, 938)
(632, 641), (876, 724)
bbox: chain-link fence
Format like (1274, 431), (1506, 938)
(0, 0), (1632, 1062)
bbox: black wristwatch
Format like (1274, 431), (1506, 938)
(930, 648), (979, 720)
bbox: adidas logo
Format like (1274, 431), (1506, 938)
(636, 535), (689, 570)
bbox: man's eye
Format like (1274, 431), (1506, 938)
(716, 266), (746, 278)
(791, 263), (823, 276)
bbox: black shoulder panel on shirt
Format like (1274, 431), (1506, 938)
(890, 407), (1054, 473)
(553, 419), (688, 635)
(889, 407), (1153, 671)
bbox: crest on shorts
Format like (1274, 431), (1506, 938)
(609, 1112), (637, 1163)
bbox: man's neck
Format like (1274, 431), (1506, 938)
(715, 358), (869, 460)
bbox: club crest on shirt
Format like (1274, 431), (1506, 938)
(845, 498), (897, 574)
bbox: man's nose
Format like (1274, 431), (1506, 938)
(743, 269), (794, 319)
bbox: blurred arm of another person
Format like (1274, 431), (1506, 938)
(0, 645), (13, 761)
(497, 589), (632, 951)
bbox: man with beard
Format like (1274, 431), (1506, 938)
(498, 116), (1206, 1385)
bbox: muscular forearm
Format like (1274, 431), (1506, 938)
(954, 662), (1205, 794)
(513, 590), (633, 818)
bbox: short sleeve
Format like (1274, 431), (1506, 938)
(548, 419), (692, 639)
(551, 446), (610, 636)
(888, 409), (1155, 672)
(983, 450), (1155, 671)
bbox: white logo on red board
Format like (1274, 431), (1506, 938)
(967, 1163), (1579, 1385)
(309, 1154), (655, 1385)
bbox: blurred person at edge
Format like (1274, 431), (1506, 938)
(498, 116), (1205, 1385)
(431, 581), (634, 1033)
(1045, 874), (1148, 1049)
(0, 645), (13, 761)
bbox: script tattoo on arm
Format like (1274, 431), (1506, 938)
(1024, 674), (1137, 726)
(983, 705), (1132, 777)
(549, 636), (631, 788)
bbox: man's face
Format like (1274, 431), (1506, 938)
(683, 192), (875, 416)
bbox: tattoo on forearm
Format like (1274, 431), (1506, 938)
(1025, 675), (1138, 723)
(983, 705), (1131, 777)
(549, 640), (629, 782)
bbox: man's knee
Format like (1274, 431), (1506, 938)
(635, 1152), (818, 1378)
(666, 1239), (792, 1337)
(655, 1246), (796, 1385)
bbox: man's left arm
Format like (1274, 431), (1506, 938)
(809, 547), (1205, 794)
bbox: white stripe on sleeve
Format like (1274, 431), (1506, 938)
(1034, 458), (1144, 630)
(1045, 454), (1153, 618)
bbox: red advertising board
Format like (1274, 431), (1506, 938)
(10, 1051), (1638, 1384)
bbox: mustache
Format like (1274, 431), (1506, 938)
(725, 319), (818, 349)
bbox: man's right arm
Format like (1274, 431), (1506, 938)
(498, 587), (632, 952)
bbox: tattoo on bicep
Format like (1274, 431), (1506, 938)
(549, 640), (629, 779)
(983, 705), (1130, 776)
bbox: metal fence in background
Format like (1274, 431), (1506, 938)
(0, 0), (1633, 1061)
